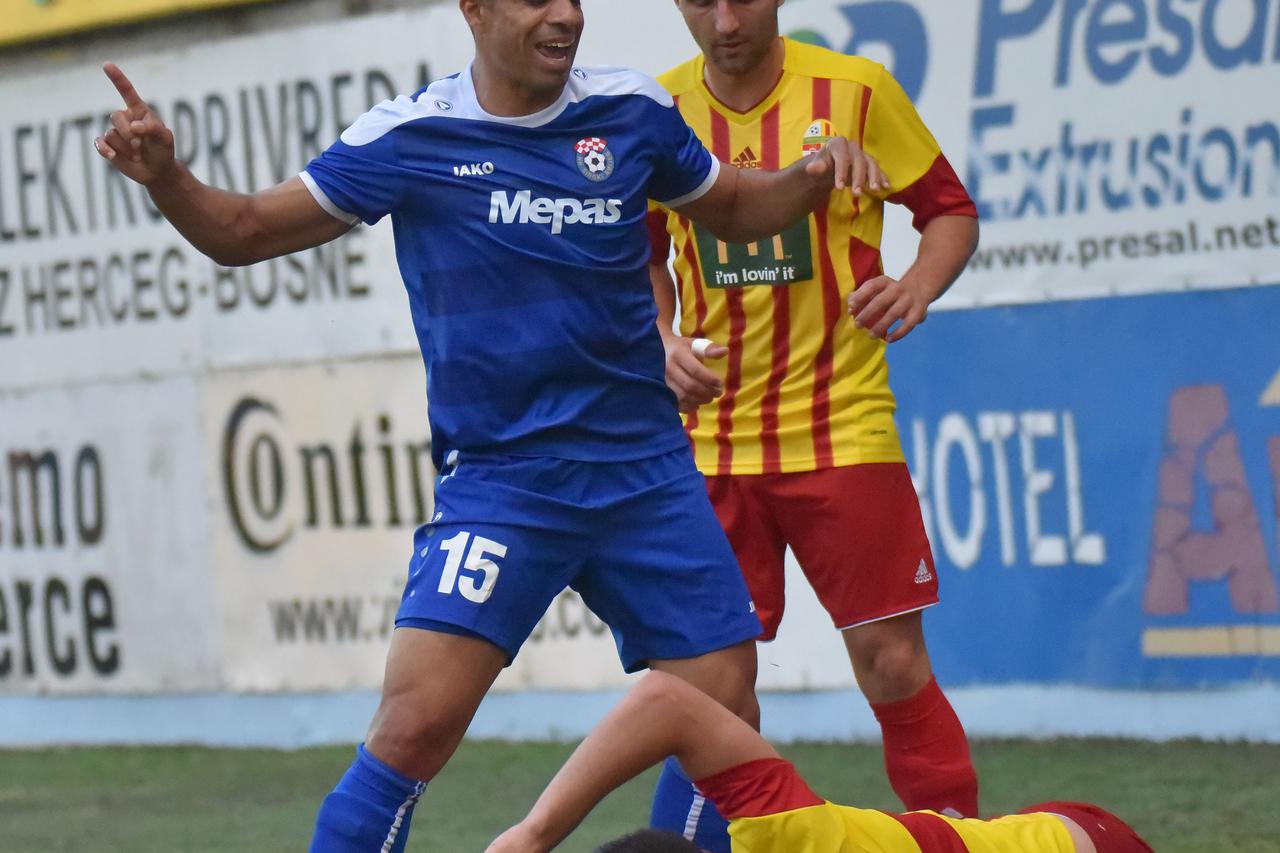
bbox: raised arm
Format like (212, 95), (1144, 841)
(94, 62), (350, 267)
(675, 138), (887, 244)
(485, 672), (778, 853)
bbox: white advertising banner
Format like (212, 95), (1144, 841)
(0, 8), (458, 393)
(775, 0), (1280, 304)
(202, 355), (434, 691)
(0, 378), (220, 694)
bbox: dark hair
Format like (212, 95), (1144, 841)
(595, 828), (704, 853)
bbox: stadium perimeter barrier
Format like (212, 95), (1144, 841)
(1, 0), (1277, 746)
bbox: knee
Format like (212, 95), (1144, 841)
(365, 693), (467, 781)
(849, 632), (929, 700)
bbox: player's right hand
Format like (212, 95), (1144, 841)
(94, 62), (177, 186)
(662, 334), (727, 412)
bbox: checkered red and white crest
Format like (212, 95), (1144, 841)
(574, 136), (615, 181)
(574, 137), (609, 155)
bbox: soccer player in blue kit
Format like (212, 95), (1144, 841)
(94, 1), (876, 849)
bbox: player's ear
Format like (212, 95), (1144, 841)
(459, 0), (486, 31)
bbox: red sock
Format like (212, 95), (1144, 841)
(871, 676), (979, 818)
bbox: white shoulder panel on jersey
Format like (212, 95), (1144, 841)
(337, 65), (674, 143)
(566, 66), (675, 109)
(338, 75), (466, 147)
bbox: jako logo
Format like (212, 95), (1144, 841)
(454, 162), (495, 177)
(488, 190), (622, 235)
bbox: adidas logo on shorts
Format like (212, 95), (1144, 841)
(913, 559), (933, 584)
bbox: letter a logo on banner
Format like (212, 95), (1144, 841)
(1145, 385), (1279, 617)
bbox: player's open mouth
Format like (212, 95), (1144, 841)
(535, 40), (574, 63)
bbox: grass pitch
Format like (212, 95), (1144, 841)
(3, 738), (1278, 851)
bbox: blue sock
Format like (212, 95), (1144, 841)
(650, 756), (731, 853)
(310, 744), (426, 853)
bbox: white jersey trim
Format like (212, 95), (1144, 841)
(298, 170), (361, 226)
(337, 64), (678, 147)
(835, 602), (937, 633)
(659, 156), (720, 208)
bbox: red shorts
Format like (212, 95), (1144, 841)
(705, 463), (938, 641)
(1020, 802), (1154, 853)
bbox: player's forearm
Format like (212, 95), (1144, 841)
(900, 214), (979, 303)
(702, 160), (827, 244)
(516, 677), (697, 848)
(516, 674), (777, 849)
(145, 162), (280, 267)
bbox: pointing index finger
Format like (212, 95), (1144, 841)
(103, 62), (145, 110)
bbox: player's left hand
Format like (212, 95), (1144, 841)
(847, 275), (928, 342)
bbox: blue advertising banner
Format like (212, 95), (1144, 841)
(898, 285), (1280, 688)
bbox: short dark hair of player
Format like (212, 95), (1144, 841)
(596, 828), (703, 852)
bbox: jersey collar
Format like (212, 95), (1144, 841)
(459, 63), (574, 128)
(694, 37), (796, 125)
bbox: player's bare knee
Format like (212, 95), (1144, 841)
(364, 694), (467, 780)
(847, 630), (929, 698)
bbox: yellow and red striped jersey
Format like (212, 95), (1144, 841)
(652, 39), (976, 476)
(698, 758), (1078, 853)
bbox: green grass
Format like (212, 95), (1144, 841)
(3, 739), (1278, 851)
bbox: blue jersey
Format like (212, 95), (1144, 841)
(301, 65), (720, 467)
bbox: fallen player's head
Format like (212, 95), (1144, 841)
(596, 828), (703, 852)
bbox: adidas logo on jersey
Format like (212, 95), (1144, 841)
(453, 161), (495, 177)
(914, 559), (933, 584)
(488, 190), (622, 235)
(732, 147), (761, 169)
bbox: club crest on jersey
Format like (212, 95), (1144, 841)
(802, 119), (835, 156)
(574, 137), (615, 182)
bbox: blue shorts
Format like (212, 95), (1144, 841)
(396, 448), (761, 672)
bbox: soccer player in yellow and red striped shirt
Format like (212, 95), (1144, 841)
(647, 2), (982, 845)
(486, 673), (1155, 853)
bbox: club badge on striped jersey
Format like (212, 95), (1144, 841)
(574, 137), (615, 182)
(802, 119), (835, 157)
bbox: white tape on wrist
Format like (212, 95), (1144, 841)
(691, 338), (714, 358)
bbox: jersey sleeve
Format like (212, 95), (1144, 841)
(647, 103), (721, 208)
(862, 66), (977, 232)
(300, 100), (413, 226)
(695, 758), (824, 820)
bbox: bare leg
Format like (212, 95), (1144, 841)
(650, 639), (760, 728)
(842, 610), (931, 703)
(308, 627), (508, 852)
(647, 639), (760, 850)
(844, 611), (978, 817)
(365, 627), (509, 779)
